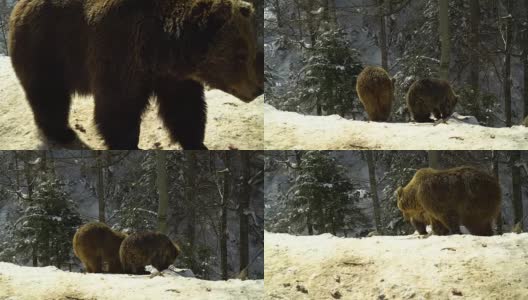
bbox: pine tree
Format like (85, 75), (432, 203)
(288, 151), (366, 235)
(10, 177), (81, 268)
(287, 27), (363, 117)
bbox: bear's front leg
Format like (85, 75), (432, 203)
(94, 89), (150, 150)
(410, 218), (428, 235)
(155, 79), (207, 150)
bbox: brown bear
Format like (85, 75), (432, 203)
(73, 222), (127, 273)
(119, 232), (181, 275)
(406, 79), (458, 123)
(396, 166), (501, 236)
(9, 0), (262, 150)
(355, 66), (394, 122)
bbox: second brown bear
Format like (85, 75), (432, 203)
(119, 232), (181, 274)
(406, 79), (458, 122)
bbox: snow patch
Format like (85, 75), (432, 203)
(0, 262), (263, 300)
(264, 104), (528, 150)
(265, 231), (528, 299)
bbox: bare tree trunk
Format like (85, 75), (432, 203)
(379, 0), (388, 70)
(22, 152), (34, 202)
(523, 2), (528, 118)
(32, 243), (38, 267)
(366, 151), (382, 233)
(511, 151), (523, 228)
(438, 0), (450, 80)
(469, 0), (480, 92)
(96, 151), (105, 223)
(220, 152), (231, 280)
(0, 0), (8, 55)
(503, 0), (513, 127)
(184, 151), (197, 271)
(273, 0), (282, 28)
(294, 151), (313, 234)
(156, 151), (169, 234)
(428, 151), (440, 169)
(239, 152), (251, 277)
(305, 0), (322, 116)
(329, 0), (337, 25)
(20, 152), (37, 265)
(491, 151), (502, 234)
(294, 0), (304, 40)
(14, 152), (20, 188)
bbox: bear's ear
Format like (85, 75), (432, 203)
(210, 0), (233, 28)
(190, 0), (233, 30)
(239, 2), (254, 18)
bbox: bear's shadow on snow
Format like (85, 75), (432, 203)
(36, 133), (91, 150)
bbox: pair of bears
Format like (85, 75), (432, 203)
(356, 66), (458, 122)
(396, 166), (502, 236)
(9, 0), (263, 150)
(73, 222), (180, 274)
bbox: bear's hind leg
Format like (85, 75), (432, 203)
(465, 222), (493, 236)
(94, 91), (149, 149)
(440, 212), (461, 235)
(107, 258), (123, 273)
(412, 113), (432, 123)
(25, 84), (75, 144)
(155, 79), (207, 150)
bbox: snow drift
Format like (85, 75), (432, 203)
(0, 56), (263, 150)
(0, 262), (263, 300)
(265, 231), (528, 299)
(264, 104), (528, 150)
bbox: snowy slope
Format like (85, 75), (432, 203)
(0, 262), (263, 300)
(264, 104), (528, 150)
(0, 56), (263, 150)
(265, 231), (528, 299)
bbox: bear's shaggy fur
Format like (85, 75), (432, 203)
(406, 79), (458, 122)
(73, 222), (127, 273)
(356, 66), (394, 122)
(396, 166), (501, 236)
(9, 0), (262, 150)
(401, 210), (450, 235)
(119, 232), (181, 274)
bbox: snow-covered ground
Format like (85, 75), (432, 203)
(264, 104), (528, 150)
(0, 262), (263, 300)
(265, 231), (528, 299)
(0, 56), (263, 150)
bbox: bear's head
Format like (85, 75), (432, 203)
(187, 0), (263, 102)
(396, 186), (406, 214)
(397, 185), (433, 234)
(396, 186), (420, 220)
